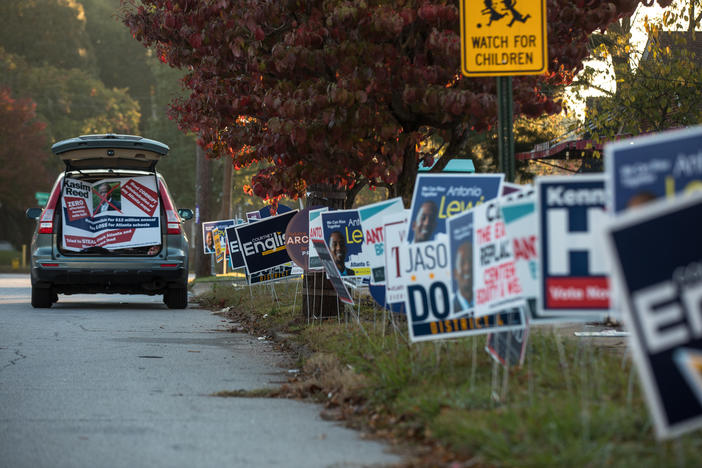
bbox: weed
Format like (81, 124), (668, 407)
(198, 279), (702, 466)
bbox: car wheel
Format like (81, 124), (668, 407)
(31, 286), (53, 308)
(164, 286), (187, 309)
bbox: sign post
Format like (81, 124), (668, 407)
(460, 0), (548, 182)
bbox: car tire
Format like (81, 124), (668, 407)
(164, 286), (187, 309)
(31, 286), (53, 308)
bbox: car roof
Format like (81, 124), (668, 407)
(52, 134), (169, 171)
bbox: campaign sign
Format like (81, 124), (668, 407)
(500, 190), (537, 296)
(536, 175), (610, 319)
(358, 198), (404, 285)
(384, 210), (410, 305)
(202, 219), (237, 254)
(486, 316), (529, 368)
(308, 207), (328, 271)
(258, 203), (293, 218)
(285, 208), (311, 271)
(446, 209), (475, 317)
(311, 238), (353, 304)
(605, 193), (702, 439)
(224, 225), (246, 270)
(235, 210), (297, 275)
(61, 176), (160, 251)
(407, 173), (504, 244)
(472, 199), (524, 317)
(320, 209), (369, 277)
(605, 125), (702, 214)
(248, 264), (301, 285)
(246, 211), (261, 222)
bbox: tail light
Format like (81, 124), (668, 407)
(159, 180), (182, 235)
(38, 180), (62, 234)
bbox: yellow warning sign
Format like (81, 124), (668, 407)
(460, 0), (548, 77)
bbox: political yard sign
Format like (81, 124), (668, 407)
(61, 176), (160, 251)
(235, 210), (297, 275)
(606, 125), (702, 214)
(224, 224), (246, 270)
(308, 207), (328, 271)
(359, 198), (404, 285)
(202, 219), (237, 255)
(536, 175), (610, 319)
(311, 238), (354, 305)
(605, 193), (702, 439)
(321, 209), (369, 277)
(403, 207), (525, 343)
(472, 198), (524, 318)
(383, 210), (410, 306)
(407, 173), (503, 244)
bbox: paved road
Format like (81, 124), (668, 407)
(0, 274), (401, 468)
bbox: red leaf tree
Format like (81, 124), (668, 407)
(123, 0), (670, 206)
(0, 88), (51, 210)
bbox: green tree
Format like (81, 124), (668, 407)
(0, 0), (97, 72)
(570, 0), (702, 140)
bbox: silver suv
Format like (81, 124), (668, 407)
(26, 134), (192, 309)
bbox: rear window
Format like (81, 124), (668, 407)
(53, 171), (166, 256)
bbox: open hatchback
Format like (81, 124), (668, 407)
(27, 134), (192, 309)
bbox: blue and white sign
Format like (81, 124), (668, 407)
(536, 175), (610, 320)
(606, 125), (702, 213)
(235, 210), (297, 275)
(359, 198), (404, 285)
(224, 224), (246, 270)
(320, 209), (368, 277)
(605, 192), (702, 439)
(407, 173), (503, 244)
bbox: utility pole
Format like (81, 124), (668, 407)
(194, 141), (211, 278)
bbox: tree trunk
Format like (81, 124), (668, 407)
(302, 183), (347, 319)
(219, 157), (233, 219)
(194, 142), (211, 278)
(393, 145), (419, 208)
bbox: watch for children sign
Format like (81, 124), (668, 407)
(460, 0), (547, 76)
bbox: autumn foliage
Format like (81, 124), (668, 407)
(0, 88), (50, 209)
(123, 0), (671, 204)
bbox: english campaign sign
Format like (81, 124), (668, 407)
(536, 175), (610, 319)
(235, 210), (297, 275)
(605, 125), (702, 214)
(61, 176), (160, 251)
(606, 193), (702, 439)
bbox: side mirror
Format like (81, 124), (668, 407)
(178, 208), (193, 221)
(26, 208), (43, 220)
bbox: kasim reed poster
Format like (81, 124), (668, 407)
(61, 176), (160, 251)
